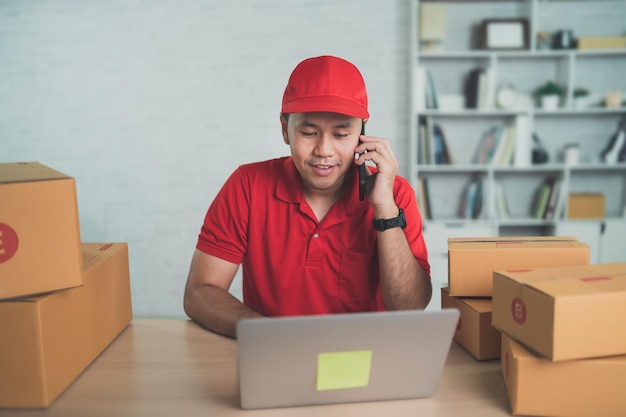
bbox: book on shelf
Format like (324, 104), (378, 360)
(426, 69), (439, 109)
(532, 179), (552, 219)
(418, 118), (428, 164)
(494, 180), (511, 219)
(472, 124), (516, 166)
(472, 126), (496, 164)
(418, 117), (434, 164)
(513, 116), (531, 167)
(418, 118), (453, 165)
(531, 177), (564, 220)
(544, 178), (567, 221)
(496, 125), (516, 166)
(415, 67), (427, 111)
(472, 126), (500, 164)
(433, 124), (453, 164)
(417, 176), (431, 220)
(458, 176), (484, 220)
(415, 66), (439, 111)
(465, 68), (482, 109)
(477, 67), (495, 110)
(472, 177), (484, 220)
(464, 67), (495, 110)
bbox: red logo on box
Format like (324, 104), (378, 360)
(511, 297), (526, 325)
(580, 276), (611, 282)
(0, 223), (19, 263)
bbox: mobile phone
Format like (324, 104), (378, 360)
(358, 122), (366, 201)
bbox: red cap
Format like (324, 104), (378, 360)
(281, 55), (369, 119)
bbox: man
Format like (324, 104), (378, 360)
(184, 55), (431, 338)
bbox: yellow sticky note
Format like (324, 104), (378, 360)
(316, 350), (372, 391)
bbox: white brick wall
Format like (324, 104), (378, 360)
(0, 0), (412, 318)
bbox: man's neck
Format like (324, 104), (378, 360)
(302, 183), (346, 223)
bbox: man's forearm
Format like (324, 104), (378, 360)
(183, 284), (263, 338)
(376, 228), (432, 310)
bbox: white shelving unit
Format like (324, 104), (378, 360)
(411, 0), (626, 299)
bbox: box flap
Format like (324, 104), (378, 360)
(449, 236), (577, 245)
(82, 243), (128, 272)
(460, 298), (493, 313)
(496, 263), (626, 298)
(0, 162), (71, 184)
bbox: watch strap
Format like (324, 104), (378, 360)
(372, 208), (406, 231)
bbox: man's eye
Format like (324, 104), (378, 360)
(301, 131), (316, 137)
(334, 133), (349, 139)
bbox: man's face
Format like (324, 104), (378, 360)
(281, 112), (361, 198)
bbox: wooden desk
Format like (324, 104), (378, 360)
(0, 320), (514, 416)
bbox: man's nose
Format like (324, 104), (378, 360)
(314, 134), (335, 156)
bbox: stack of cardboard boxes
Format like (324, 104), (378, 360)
(442, 235), (626, 415)
(0, 162), (133, 408)
(493, 263), (626, 416)
(441, 236), (590, 361)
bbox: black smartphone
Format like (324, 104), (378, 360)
(358, 121), (366, 201)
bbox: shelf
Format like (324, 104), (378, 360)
(419, 108), (626, 117)
(419, 109), (526, 117)
(412, 0), (626, 241)
(420, 49), (626, 59)
(416, 163), (625, 173)
(493, 164), (563, 173)
(568, 163), (626, 172)
(534, 107), (626, 116)
(418, 164), (489, 173)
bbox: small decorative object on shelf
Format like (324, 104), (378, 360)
(552, 29), (575, 49)
(573, 87), (590, 110)
(600, 117), (626, 164)
(481, 18), (529, 50)
(605, 91), (623, 109)
(535, 81), (564, 110)
(563, 143), (580, 166)
(577, 36), (626, 50)
(419, 3), (446, 52)
(536, 31), (552, 50)
(496, 84), (517, 110)
(532, 133), (550, 165)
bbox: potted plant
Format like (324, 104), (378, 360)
(535, 81), (564, 110)
(573, 87), (590, 109)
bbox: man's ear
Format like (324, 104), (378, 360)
(280, 113), (289, 145)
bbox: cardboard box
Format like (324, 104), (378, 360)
(577, 36), (626, 50)
(0, 162), (83, 300)
(440, 287), (500, 360)
(492, 263), (626, 361)
(501, 334), (626, 417)
(0, 243), (133, 408)
(448, 236), (589, 297)
(567, 192), (605, 219)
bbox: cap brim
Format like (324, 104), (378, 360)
(282, 95), (369, 119)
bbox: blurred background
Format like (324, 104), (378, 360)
(0, 0), (412, 317)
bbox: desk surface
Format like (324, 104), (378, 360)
(0, 319), (514, 417)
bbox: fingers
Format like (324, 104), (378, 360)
(355, 135), (398, 174)
(354, 135), (398, 208)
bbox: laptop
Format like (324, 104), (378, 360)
(236, 308), (460, 409)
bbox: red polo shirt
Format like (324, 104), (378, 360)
(196, 156), (429, 317)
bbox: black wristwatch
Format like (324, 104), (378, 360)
(372, 208), (406, 231)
